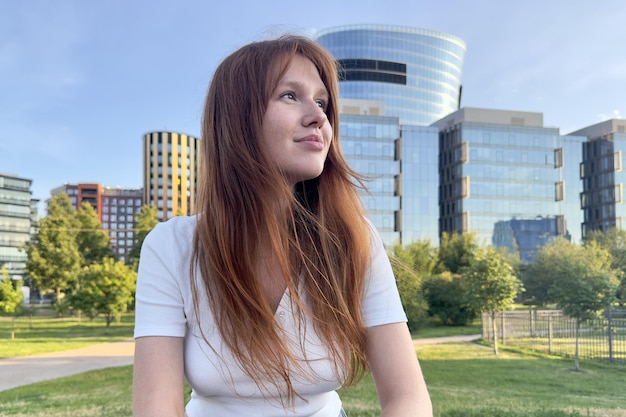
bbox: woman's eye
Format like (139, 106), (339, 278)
(281, 92), (295, 100)
(316, 100), (327, 109)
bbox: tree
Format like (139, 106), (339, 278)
(69, 258), (136, 330)
(128, 205), (159, 267)
(462, 246), (523, 355)
(521, 238), (575, 306)
(0, 268), (23, 315)
(24, 193), (81, 302)
(549, 240), (619, 371)
(586, 228), (626, 307)
(435, 232), (478, 274)
(75, 202), (111, 266)
(425, 271), (476, 326)
(389, 241), (434, 331)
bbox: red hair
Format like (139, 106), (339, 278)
(192, 35), (371, 404)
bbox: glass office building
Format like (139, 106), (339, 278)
(571, 119), (626, 237)
(433, 108), (583, 262)
(337, 100), (440, 247)
(0, 173), (37, 281)
(317, 25), (465, 245)
(316, 24), (466, 126)
(340, 113), (401, 245)
(399, 125), (440, 244)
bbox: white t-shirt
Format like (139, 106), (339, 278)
(134, 216), (407, 417)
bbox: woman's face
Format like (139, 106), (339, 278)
(261, 55), (333, 186)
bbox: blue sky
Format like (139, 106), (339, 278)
(1, 0), (625, 205)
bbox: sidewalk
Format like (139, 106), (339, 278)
(413, 334), (481, 345)
(0, 334), (481, 393)
(0, 339), (135, 392)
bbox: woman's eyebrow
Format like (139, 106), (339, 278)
(276, 79), (329, 97)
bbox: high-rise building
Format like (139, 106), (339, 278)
(570, 119), (626, 237)
(316, 24), (466, 126)
(143, 131), (200, 221)
(51, 183), (143, 262)
(433, 107), (584, 262)
(338, 99), (440, 246)
(339, 109), (402, 245)
(0, 173), (38, 280)
(51, 183), (103, 220)
(101, 187), (143, 262)
(316, 25), (466, 245)
(399, 124), (441, 244)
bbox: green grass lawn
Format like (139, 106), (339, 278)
(0, 310), (134, 359)
(1, 341), (624, 417)
(1, 313), (624, 417)
(412, 320), (482, 339)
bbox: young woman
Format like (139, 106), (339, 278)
(132, 35), (432, 417)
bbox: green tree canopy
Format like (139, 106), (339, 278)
(128, 205), (159, 266)
(546, 240), (619, 370)
(435, 232), (478, 274)
(462, 246), (523, 354)
(69, 257), (136, 329)
(585, 228), (626, 307)
(76, 201), (111, 266)
(522, 238), (575, 306)
(389, 241), (434, 331)
(549, 240), (618, 321)
(24, 193), (81, 301)
(425, 271), (476, 326)
(0, 268), (23, 315)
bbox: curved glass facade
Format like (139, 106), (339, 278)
(316, 24), (466, 126)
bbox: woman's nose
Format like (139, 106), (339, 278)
(303, 101), (327, 127)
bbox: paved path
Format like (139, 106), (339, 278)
(413, 334), (481, 345)
(0, 334), (481, 392)
(0, 339), (135, 392)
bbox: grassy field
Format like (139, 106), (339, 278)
(0, 308), (134, 359)
(1, 313), (625, 417)
(0, 343), (624, 417)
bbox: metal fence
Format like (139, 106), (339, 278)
(481, 310), (626, 365)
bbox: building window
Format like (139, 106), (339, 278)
(555, 181), (565, 201)
(338, 59), (407, 85)
(462, 176), (470, 198)
(554, 148), (563, 168)
(462, 212), (470, 233)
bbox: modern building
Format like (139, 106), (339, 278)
(143, 131), (200, 221)
(570, 119), (626, 237)
(433, 107), (584, 262)
(0, 173), (38, 281)
(51, 183), (143, 262)
(316, 24), (466, 126)
(101, 187), (143, 262)
(339, 108), (402, 245)
(399, 124), (441, 244)
(317, 25), (466, 246)
(51, 183), (103, 220)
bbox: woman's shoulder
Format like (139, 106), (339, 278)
(144, 215), (198, 246)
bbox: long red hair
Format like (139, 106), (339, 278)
(192, 35), (371, 403)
